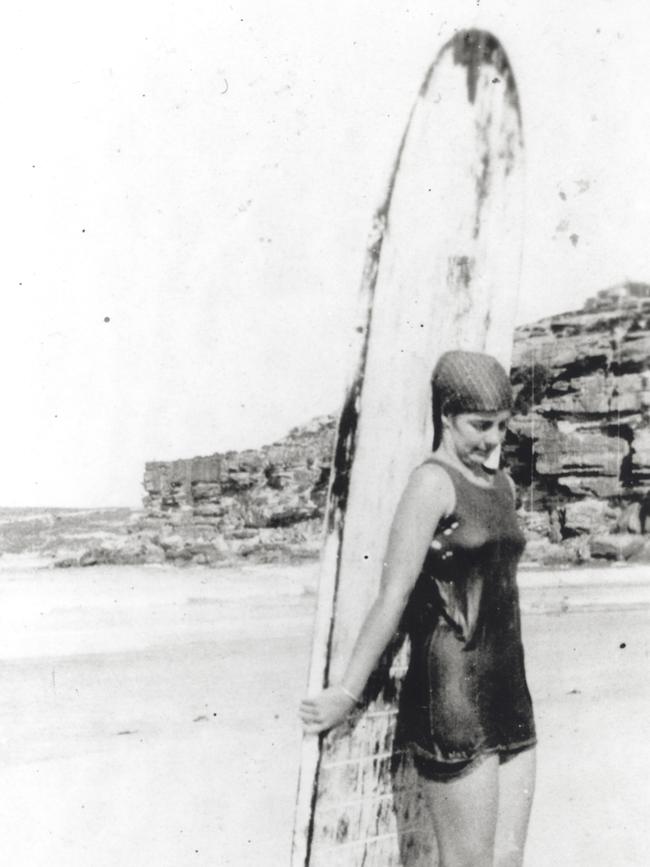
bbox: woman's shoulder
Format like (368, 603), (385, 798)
(406, 459), (456, 513)
(414, 457), (458, 487)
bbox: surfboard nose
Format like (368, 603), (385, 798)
(450, 29), (518, 109)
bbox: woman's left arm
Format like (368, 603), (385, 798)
(299, 464), (451, 733)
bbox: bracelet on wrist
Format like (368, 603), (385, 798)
(338, 684), (361, 704)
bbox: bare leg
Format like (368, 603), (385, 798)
(494, 748), (536, 867)
(420, 755), (499, 867)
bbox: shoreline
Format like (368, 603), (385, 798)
(3, 549), (650, 582)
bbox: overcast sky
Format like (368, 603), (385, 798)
(3, 0), (650, 507)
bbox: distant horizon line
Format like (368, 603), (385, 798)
(0, 504), (141, 512)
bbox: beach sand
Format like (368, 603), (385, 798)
(0, 561), (647, 866)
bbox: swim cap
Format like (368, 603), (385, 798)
(432, 350), (513, 414)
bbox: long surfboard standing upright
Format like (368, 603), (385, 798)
(293, 30), (524, 867)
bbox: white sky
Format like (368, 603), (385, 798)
(2, 0), (650, 507)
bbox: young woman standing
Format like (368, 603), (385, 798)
(300, 350), (536, 867)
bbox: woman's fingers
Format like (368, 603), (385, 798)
(300, 707), (325, 731)
(300, 686), (356, 732)
(299, 699), (324, 722)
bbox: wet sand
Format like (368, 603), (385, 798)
(0, 561), (648, 865)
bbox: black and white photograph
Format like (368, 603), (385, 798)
(1, 2), (649, 865)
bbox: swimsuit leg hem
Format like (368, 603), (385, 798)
(408, 736), (537, 782)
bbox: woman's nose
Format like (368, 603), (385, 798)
(485, 426), (502, 446)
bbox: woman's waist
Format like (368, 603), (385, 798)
(406, 575), (522, 643)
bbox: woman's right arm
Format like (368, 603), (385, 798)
(300, 463), (453, 733)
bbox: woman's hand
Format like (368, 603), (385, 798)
(299, 686), (358, 734)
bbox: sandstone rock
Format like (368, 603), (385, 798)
(518, 510), (550, 539)
(538, 372), (642, 416)
(631, 428), (650, 472)
(541, 509), (563, 544)
(140, 541), (166, 564)
(268, 506), (320, 528)
(521, 539), (575, 567)
(193, 504), (227, 517)
(626, 539), (650, 563)
(534, 427), (626, 477)
(192, 552), (209, 565)
(589, 534), (644, 560)
(617, 502), (642, 534)
(158, 533), (184, 551)
(507, 414), (554, 441)
(619, 333), (650, 365)
(187, 544), (224, 565)
(229, 529), (259, 540)
(557, 476), (624, 499)
(566, 537), (593, 564)
(521, 538), (560, 563)
(79, 549), (100, 567)
(563, 499), (616, 536)
(166, 546), (193, 562)
(54, 556), (78, 569)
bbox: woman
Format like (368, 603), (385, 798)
(300, 350), (536, 867)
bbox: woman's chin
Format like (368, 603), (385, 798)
(463, 453), (497, 473)
(460, 455), (486, 470)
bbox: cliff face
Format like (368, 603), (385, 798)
(508, 283), (650, 503)
(138, 283), (650, 566)
(140, 416), (336, 563)
(503, 282), (650, 562)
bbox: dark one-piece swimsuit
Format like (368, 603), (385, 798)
(398, 457), (536, 781)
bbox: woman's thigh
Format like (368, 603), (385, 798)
(494, 748), (536, 867)
(421, 754), (499, 867)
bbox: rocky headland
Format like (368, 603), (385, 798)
(505, 281), (650, 564)
(57, 281), (650, 568)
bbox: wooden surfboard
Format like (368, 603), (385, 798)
(293, 30), (524, 867)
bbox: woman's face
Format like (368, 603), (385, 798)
(443, 410), (511, 468)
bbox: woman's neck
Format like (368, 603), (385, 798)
(433, 442), (497, 487)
